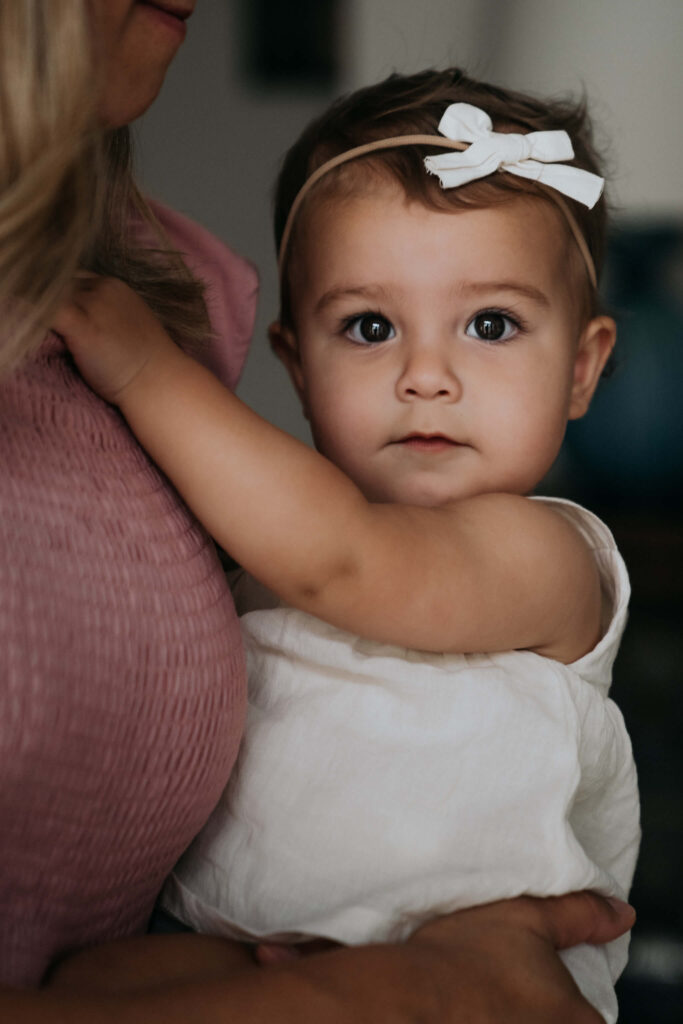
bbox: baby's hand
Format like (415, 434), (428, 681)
(53, 274), (176, 405)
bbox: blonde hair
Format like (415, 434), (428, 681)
(0, 0), (209, 377)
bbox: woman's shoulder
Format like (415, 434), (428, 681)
(145, 199), (259, 390)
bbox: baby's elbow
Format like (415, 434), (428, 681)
(288, 553), (361, 623)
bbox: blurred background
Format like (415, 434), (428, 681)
(137, 2), (683, 1020)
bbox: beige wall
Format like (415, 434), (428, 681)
(478, 0), (683, 214)
(138, 0), (683, 439)
(137, 0), (324, 440)
(344, 0), (683, 212)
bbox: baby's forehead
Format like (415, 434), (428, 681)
(296, 165), (572, 249)
(292, 182), (580, 291)
(281, 167), (593, 330)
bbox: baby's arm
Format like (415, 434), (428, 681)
(54, 277), (601, 663)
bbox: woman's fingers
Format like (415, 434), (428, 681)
(526, 892), (636, 949)
(414, 891), (634, 951)
(406, 893), (630, 1024)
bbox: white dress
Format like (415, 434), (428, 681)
(163, 498), (640, 1024)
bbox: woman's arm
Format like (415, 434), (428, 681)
(46, 934), (256, 994)
(54, 278), (601, 662)
(2, 894), (634, 1023)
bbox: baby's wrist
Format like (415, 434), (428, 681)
(116, 334), (186, 413)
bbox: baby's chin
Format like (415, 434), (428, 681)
(362, 479), (478, 507)
(360, 473), (536, 507)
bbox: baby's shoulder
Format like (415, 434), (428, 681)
(442, 491), (596, 563)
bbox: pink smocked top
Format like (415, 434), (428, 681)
(0, 203), (258, 986)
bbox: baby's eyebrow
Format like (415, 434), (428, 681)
(457, 280), (550, 307)
(313, 280), (550, 314)
(314, 284), (392, 313)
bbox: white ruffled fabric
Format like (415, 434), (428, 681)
(423, 102), (605, 207)
(163, 498), (640, 1024)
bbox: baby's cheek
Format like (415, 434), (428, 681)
(510, 418), (567, 489)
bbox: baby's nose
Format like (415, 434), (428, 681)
(397, 346), (461, 401)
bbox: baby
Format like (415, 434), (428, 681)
(56, 69), (640, 1023)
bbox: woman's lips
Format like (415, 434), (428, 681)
(137, 1), (192, 37)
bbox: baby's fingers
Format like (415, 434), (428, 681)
(52, 274), (178, 405)
(52, 271), (106, 336)
(52, 298), (87, 340)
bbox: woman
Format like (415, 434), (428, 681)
(0, 2), (633, 1019)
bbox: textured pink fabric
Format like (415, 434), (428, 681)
(144, 200), (257, 391)
(0, 204), (258, 987)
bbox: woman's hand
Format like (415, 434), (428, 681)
(52, 275), (177, 405)
(405, 892), (634, 1023)
(266, 892), (634, 1024)
(1, 892), (634, 1022)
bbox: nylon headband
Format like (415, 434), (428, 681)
(277, 135), (597, 289)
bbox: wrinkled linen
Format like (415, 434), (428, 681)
(164, 498), (640, 1024)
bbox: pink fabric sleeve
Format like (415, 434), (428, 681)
(146, 199), (259, 390)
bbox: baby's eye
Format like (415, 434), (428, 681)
(344, 313), (396, 344)
(465, 310), (519, 343)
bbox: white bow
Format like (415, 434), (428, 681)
(424, 103), (604, 209)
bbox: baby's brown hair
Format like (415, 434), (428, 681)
(274, 68), (608, 326)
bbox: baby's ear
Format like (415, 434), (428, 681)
(268, 321), (308, 415)
(568, 315), (617, 420)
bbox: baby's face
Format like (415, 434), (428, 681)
(277, 185), (613, 506)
